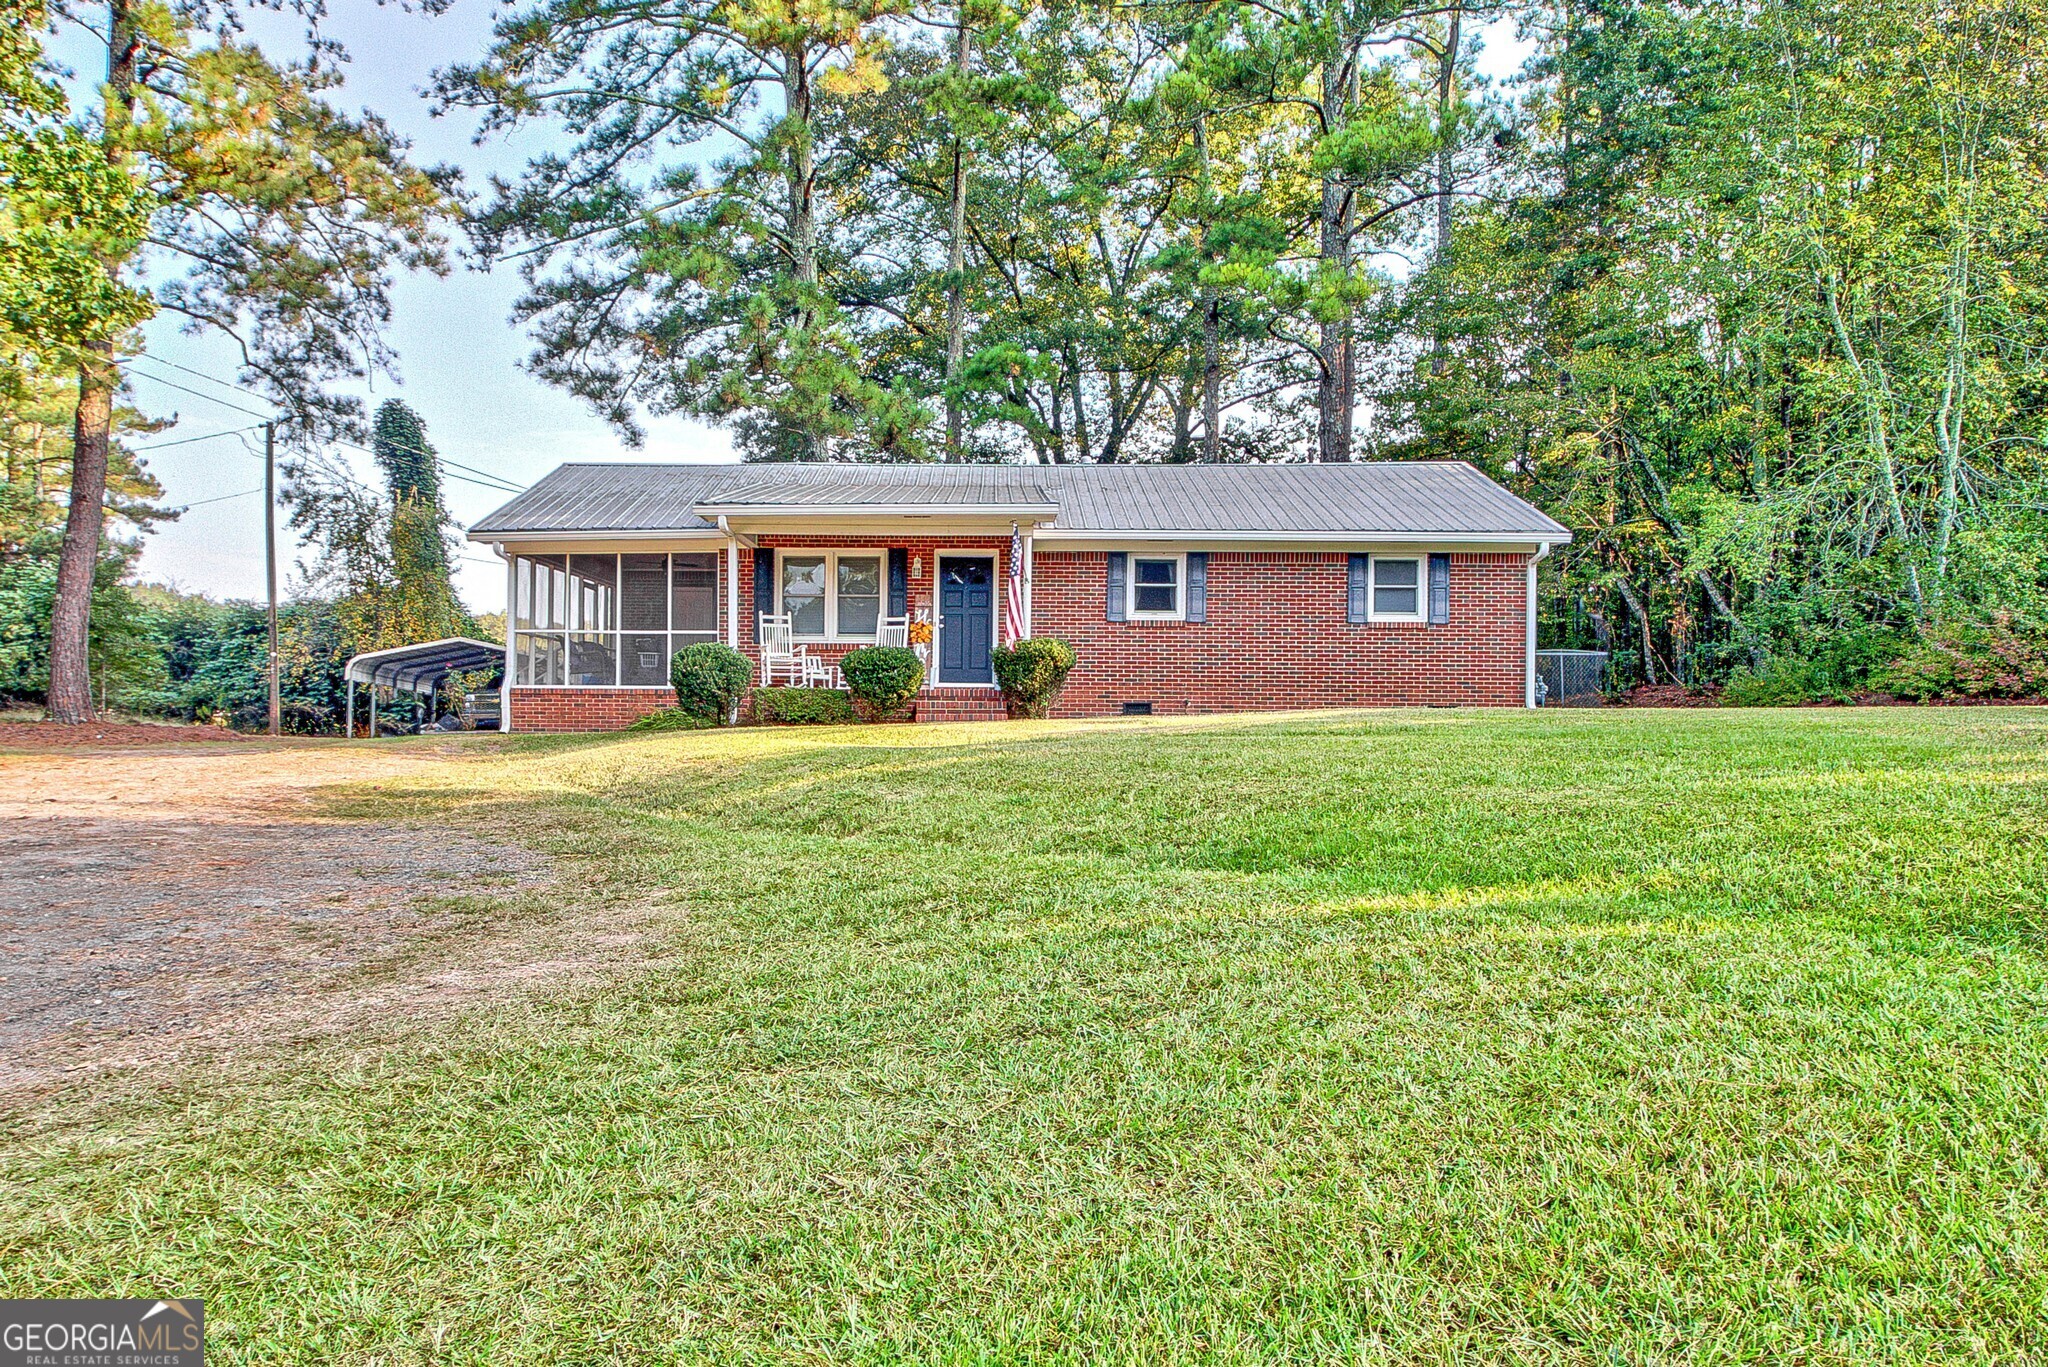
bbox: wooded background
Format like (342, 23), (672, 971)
(5, 0), (2046, 720)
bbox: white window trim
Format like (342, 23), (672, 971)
(1366, 554), (1426, 623)
(778, 547), (887, 642)
(1126, 552), (1187, 621)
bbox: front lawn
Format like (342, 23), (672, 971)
(4, 708), (2045, 1362)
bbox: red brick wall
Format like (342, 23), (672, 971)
(508, 543), (1531, 729)
(508, 687), (676, 732)
(1035, 550), (1530, 715)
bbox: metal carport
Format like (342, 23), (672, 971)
(343, 637), (504, 737)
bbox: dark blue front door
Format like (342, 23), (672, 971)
(939, 557), (995, 684)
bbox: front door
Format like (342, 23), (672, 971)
(938, 556), (995, 684)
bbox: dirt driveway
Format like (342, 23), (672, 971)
(0, 738), (561, 1102)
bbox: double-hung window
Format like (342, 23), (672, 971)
(779, 550), (884, 640)
(1367, 555), (1424, 621)
(1127, 554), (1184, 620)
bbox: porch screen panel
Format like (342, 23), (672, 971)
(620, 633), (669, 686)
(620, 554), (667, 630)
(516, 554), (567, 631)
(569, 555), (617, 631)
(616, 554), (670, 685)
(514, 554), (567, 684)
(514, 629), (564, 686)
(671, 553), (719, 646)
(567, 632), (616, 686)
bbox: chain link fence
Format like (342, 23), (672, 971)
(1537, 650), (1610, 706)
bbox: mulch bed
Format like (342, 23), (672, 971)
(1605, 686), (2046, 709)
(1612, 684), (1721, 708)
(0, 720), (252, 748)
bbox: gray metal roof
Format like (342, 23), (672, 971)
(699, 463), (1057, 511)
(344, 636), (504, 693)
(469, 461), (1570, 539)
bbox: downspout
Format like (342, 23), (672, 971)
(1526, 541), (1551, 708)
(498, 545), (515, 733)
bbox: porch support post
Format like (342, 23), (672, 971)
(500, 548), (515, 733)
(345, 679), (353, 738)
(727, 534), (740, 648)
(369, 682), (378, 738)
(1022, 532), (1034, 638)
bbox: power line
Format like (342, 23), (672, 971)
(130, 424), (268, 452)
(131, 352), (528, 493)
(125, 365), (277, 421)
(129, 353), (276, 403)
(177, 486), (265, 509)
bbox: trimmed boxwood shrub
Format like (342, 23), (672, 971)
(627, 707), (716, 732)
(669, 641), (753, 721)
(992, 637), (1076, 718)
(751, 686), (857, 725)
(839, 645), (924, 719)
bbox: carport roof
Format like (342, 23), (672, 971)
(344, 637), (504, 695)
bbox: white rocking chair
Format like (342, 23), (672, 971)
(758, 613), (806, 686)
(877, 615), (910, 648)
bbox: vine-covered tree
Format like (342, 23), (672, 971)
(290, 400), (470, 656)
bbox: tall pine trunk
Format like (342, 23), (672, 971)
(50, 0), (136, 724)
(1430, 8), (1461, 377)
(783, 48), (828, 462)
(943, 11), (973, 460)
(1315, 177), (1354, 464)
(1196, 110), (1220, 462)
(1315, 40), (1355, 464)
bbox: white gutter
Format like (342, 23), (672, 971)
(717, 515), (743, 648)
(473, 525), (1571, 548)
(1526, 541), (1551, 709)
(1031, 527), (1572, 545)
(469, 528), (727, 546)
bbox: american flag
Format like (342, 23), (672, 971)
(1005, 524), (1026, 645)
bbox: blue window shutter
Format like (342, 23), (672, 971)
(1186, 552), (1207, 623)
(1429, 553), (1450, 624)
(752, 548), (774, 644)
(1347, 554), (1368, 624)
(1106, 552), (1127, 621)
(888, 548), (909, 618)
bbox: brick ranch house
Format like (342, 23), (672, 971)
(467, 462), (1572, 731)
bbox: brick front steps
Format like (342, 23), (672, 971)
(916, 688), (1009, 724)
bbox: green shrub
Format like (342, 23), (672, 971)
(627, 707), (716, 732)
(1720, 628), (1907, 706)
(992, 637), (1077, 718)
(751, 686), (857, 725)
(669, 641), (753, 721)
(839, 645), (924, 718)
(1873, 614), (2048, 700)
(1721, 657), (1834, 706)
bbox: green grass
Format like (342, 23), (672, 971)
(4, 708), (2046, 1363)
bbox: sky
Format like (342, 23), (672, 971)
(73, 2), (737, 616)
(67, 4), (1530, 618)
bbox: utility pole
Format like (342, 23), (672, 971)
(264, 421), (280, 737)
